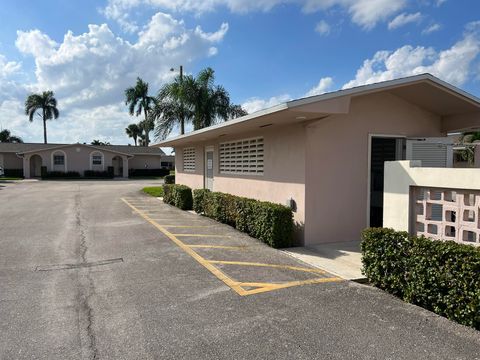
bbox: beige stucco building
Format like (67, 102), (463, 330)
(0, 143), (174, 178)
(153, 74), (480, 246)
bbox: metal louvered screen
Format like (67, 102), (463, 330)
(219, 137), (264, 175)
(183, 147), (196, 172)
(406, 138), (453, 168)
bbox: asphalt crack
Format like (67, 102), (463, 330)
(74, 193), (99, 360)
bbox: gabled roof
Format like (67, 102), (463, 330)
(0, 142), (165, 155)
(152, 73), (480, 147)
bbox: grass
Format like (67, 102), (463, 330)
(142, 186), (164, 197)
(0, 177), (23, 181)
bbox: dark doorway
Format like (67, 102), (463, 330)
(369, 137), (405, 227)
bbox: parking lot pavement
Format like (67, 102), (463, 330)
(1, 180), (479, 360)
(122, 196), (342, 296)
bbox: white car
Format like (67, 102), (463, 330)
(0, 166), (4, 177)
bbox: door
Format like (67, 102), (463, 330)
(369, 137), (405, 227)
(205, 148), (214, 191)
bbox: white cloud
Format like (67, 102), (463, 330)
(388, 12), (422, 30)
(3, 13), (228, 143)
(315, 20), (331, 36)
(422, 23), (441, 34)
(0, 54), (21, 79)
(343, 23), (480, 89)
(102, 0), (407, 32)
(305, 77), (334, 96)
(242, 94), (291, 113)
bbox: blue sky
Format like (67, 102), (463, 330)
(0, 0), (479, 144)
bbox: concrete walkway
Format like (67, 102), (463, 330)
(283, 241), (364, 280)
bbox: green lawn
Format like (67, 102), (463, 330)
(0, 177), (23, 181)
(142, 186), (164, 197)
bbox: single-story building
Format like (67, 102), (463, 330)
(153, 74), (480, 246)
(0, 143), (174, 178)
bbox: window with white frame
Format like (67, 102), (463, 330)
(183, 147), (196, 172)
(92, 154), (102, 165)
(53, 154), (65, 165)
(219, 137), (264, 175)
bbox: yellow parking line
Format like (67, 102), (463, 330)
(122, 197), (342, 297)
(187, 245), (247, 250)
(162, 225), (214, 228)
(122, 198), (248, 296)
(207, 260), (326, 274)
(172, 234), (231, 238)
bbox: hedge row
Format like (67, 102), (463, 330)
(84, 169), (114, 178)
(3, 169), (24, 178)
(162, 184), (193, 210)
(164, 174), (175, 184)
(129, 168), (170, 177)
(193, 189), (293, 248)
(361, 228), (480, 330)
(42, 171), (81, 179)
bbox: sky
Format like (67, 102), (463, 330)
(0, 0), (480, 145)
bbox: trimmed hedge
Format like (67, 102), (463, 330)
(164, 174), (175, 184)
(4, 169), (23, 178)
(84, 170), (114, 178)
(42, 171), (81, 179)
(361, 228), (480, 330)
(162, 184), (193, 210)
(193, 189), (293, 248)
(129, 168), (170, 177)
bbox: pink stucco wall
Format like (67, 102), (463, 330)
(174, 91), (446, 245)
(304, 92), (443, 244)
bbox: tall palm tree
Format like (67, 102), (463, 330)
(152, 67), (247, 140)
(24, 91), (59, 144)
(0, 129), (23, 143)
(125, 123), (142, 146)
(124, 78), (155, 146)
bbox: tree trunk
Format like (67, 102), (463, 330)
(144, 111), (150, 146)
(133, 136), (137, 146)
(43, 108), (47, 144)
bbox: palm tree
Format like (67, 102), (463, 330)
(125, 123), (142, 146)
(124, 78), (155, 145)
(152, 67), (247, 139)
(457, 131), (480, 164)
(0, 129), (23, 143)
(24, 91), (59, 144)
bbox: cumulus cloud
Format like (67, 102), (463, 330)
(102, 0), (407, 32)
(305, 77), (334, 96)
(242, 94), (291, 113)
(0, 54), (21, 79)
(388, 12), (422, 30)
(422, 23), (441, 34)
(315, 20), (331, 36)
(343, 22), (480, 89)
(3, 13), (228, 143)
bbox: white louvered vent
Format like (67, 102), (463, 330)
(409, 143), (448, 168)
(219, 137), (264, 175)
(183, 147), (196, 172)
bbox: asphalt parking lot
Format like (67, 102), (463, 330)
(0, 180), (479, 359)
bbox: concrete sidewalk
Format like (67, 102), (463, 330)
(283, 241), (364, 280)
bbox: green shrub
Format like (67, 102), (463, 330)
(84, 170), (113, 178)
(4, 169), (24, 178)
(193, 189), (210, 213)
(162, 184), (192, 210)
(361, 228), (480, 330)
(42, 171), (81, 179)
(164, 174), (175, 184)
(142, 186), (164, 197)
(194, 190), (293, 248)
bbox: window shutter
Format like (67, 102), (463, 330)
(406, 138), (453, 168)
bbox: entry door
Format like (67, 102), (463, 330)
(205, 148), (214, 191)
(369, 137), (405, 227)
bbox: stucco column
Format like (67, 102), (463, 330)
(23, 156), (30, 179)
(122, 157), (129, 178)
(474, 143), (480, 168)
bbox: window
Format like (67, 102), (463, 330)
(219, 137), (264, 175)
(183, 147), (196, 172)
(53, 155), (65, 165)
(92, 155), (102, 165)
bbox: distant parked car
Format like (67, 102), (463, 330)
(0, 166), (4, 177)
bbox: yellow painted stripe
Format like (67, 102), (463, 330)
(208, 260), (327, 274)
(187, 245), (247, 250)
(239, 277), (343, 295)
(172, 234), (231, 238)
(121, 198), (248, 296)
